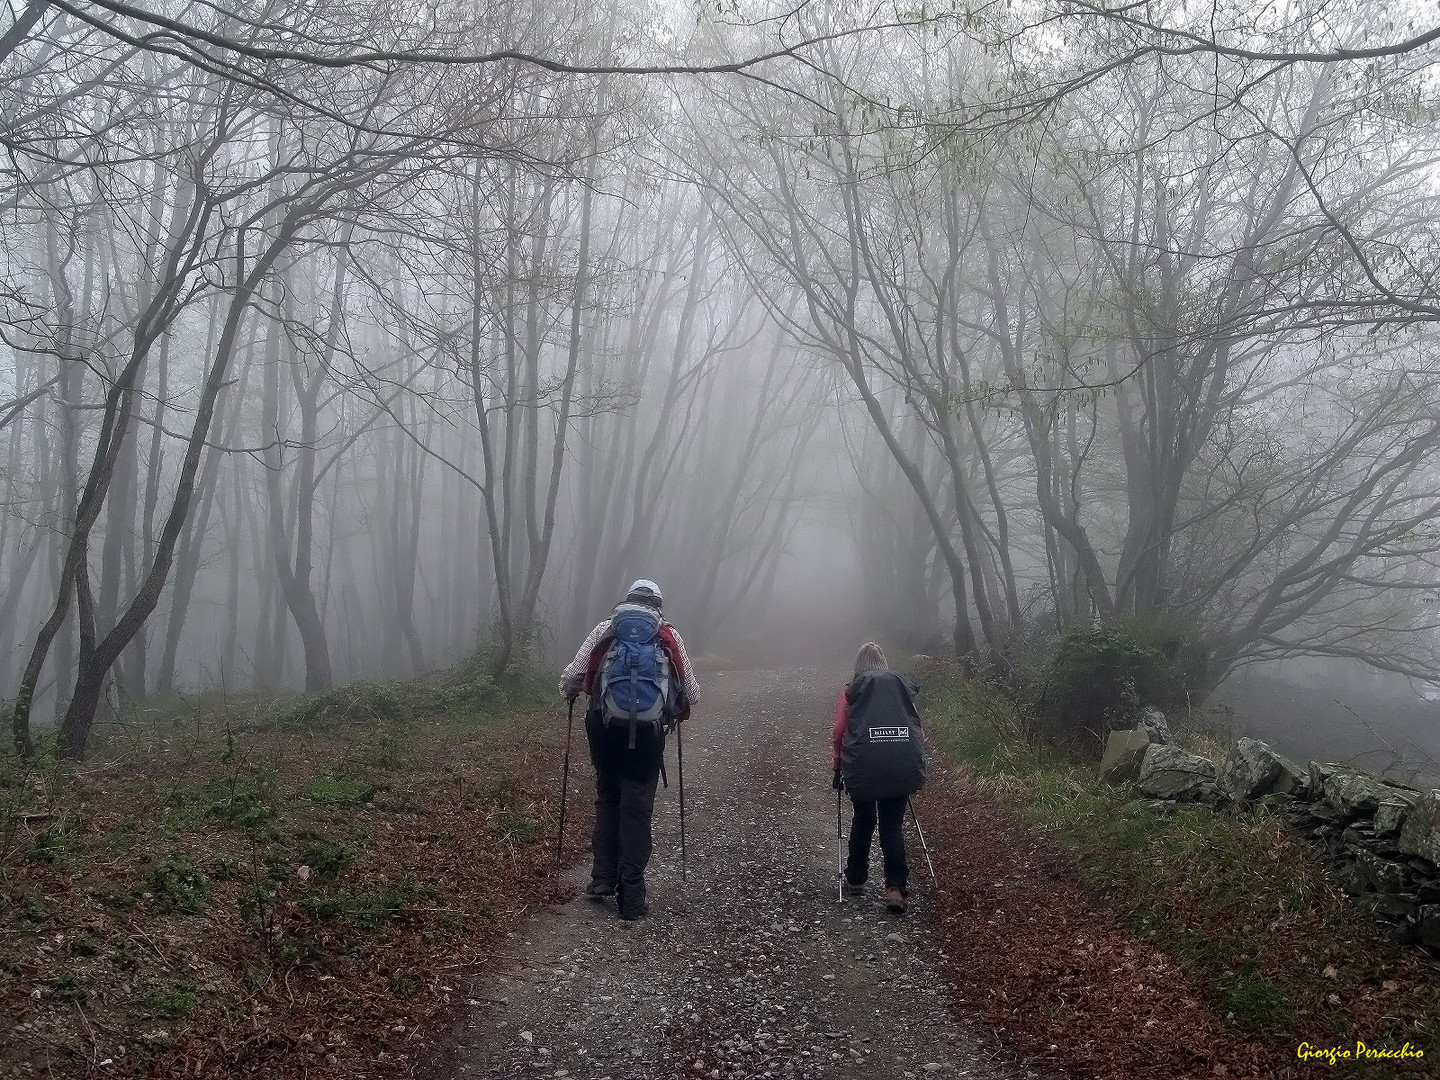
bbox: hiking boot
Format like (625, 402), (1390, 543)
(843, 875), (865, 898)
(583, 881), (616, 901)
(884, 886), (907, 914)
(618, 903), (650, 922)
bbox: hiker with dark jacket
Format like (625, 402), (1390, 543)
(560, 579), (700, 921)
(832, 642), (927, 913)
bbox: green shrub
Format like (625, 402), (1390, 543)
(487, 804), (544, 844)
(207, 763), (276, 830)
(914, 661), (1028, 769)
(109, 938), (139, 969)
(286, 682), (412, 727)
(236, 875), (280, 939)
(14, 890), (48, 925)
(470, 774), (519, 808)
(49, 972), (88, 1003)
(144, 854), (210, 914)
(298, 835), (355, 880)
(144, 980), (198, 1016)
(300, 876), (437, 930)
(241, 969), (270, 992)
(300, 770), (377, 806)
(1036, 615), (1210, 754)
(68, 934), (99, 957)
(26, 824), (79, 865)
(362, 731), (405, 771)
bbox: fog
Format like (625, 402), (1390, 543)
(3, 0), (1440, 766)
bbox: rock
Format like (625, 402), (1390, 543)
(1136, 744), (1217, 801)
(1335, 860), (1369, 896)
(1272, 757), (1310, 798)
(1397, 790), (1440, 866)
(1309, 760), (1339, 795)
(1420, 904), (1440, 951)
(1216, 738), (1287, 802)
(1320, 767), (1394, 820)
(1194, 780), (1225, 807)
(1139, 707), (1173, 745)
(1375, 797), (1414, 838)
(1363, 893), (1419, 921)
(1389, 918), (1421, 945)
(1356, 851), (1409, 894)
(1099, 728), (1154, 784)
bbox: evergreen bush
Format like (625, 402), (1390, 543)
(1036, 614), (1211, 754)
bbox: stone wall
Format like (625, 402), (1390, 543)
(1099, 721), (1440, 955)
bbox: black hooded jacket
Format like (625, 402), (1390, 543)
(839, 670), (927, 801)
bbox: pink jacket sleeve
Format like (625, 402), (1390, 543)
(831, 687), (848, 770)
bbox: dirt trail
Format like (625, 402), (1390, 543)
(425, 670), (1041, 1080)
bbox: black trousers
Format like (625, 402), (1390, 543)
(847, 795), (909, 892)
(586, 708), (664, 916)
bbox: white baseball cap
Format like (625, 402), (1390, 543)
(626, 578), (663, 603)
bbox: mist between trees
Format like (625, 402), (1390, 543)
(2, 0), (1439, 760)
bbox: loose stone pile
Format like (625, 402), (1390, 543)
(1098, 714), (1440, 955)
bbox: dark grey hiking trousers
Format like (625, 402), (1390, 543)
(847, 795), (909, 891)
(585, 708), (664, 916)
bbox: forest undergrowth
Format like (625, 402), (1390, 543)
(917, 659), (1438, 1077)
(6, 656), (1438, 1080)
(0, 664), (570, 1080)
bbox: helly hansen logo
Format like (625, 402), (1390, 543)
(868, 726), (910, 742)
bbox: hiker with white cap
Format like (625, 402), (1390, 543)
(559, 579), (700, 920)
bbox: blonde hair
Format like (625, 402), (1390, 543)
(853, 641), (888, 676)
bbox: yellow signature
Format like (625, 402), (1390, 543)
(1297, 1041), (1426, 1065)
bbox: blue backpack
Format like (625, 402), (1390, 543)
(599, 608), (673, 748)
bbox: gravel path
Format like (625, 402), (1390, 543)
(426, 670), (1042, 1080)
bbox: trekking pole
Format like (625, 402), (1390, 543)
(836, 788), (844, 902)
(556, 697), (575, 867)
(908, 797), (937, 884)
(677, 721), (687, 887)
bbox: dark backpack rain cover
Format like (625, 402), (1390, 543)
(840, 670), (927, 800)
